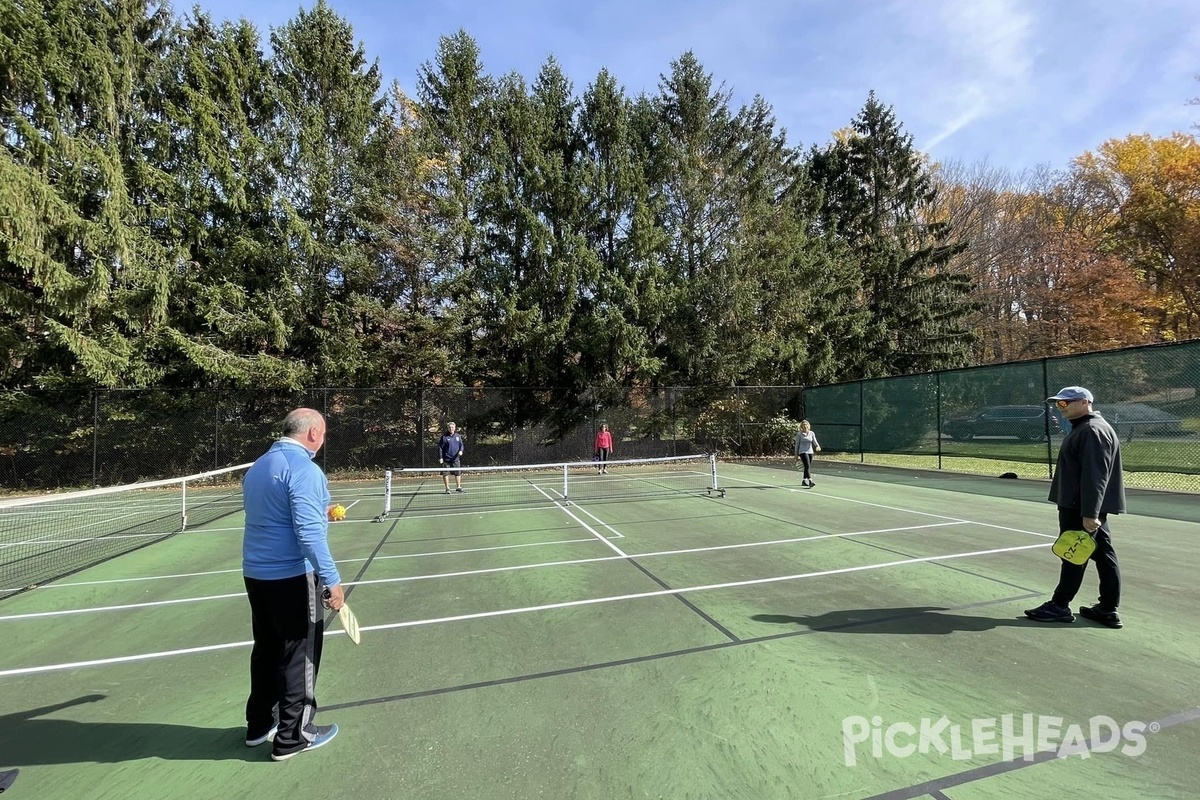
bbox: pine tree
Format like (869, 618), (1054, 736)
(415, 29), (495, 374)
(809, 91), (976, 378)
(269, 0), (386, 385)
(152, 11), (306, 387)
(355, 83), (459, 386)
(651, 52), (744, 385)
(578, 69), (664, 389)
(0, 0), (175, 388)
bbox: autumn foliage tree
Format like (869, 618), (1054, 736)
(1071, 133), (1200, 340)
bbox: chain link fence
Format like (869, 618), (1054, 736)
(807, 340), (1200, 490)
(2, 341), (1197, 494)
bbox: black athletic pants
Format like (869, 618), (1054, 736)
(799, 453), (814, 480)
(244, 572), (324, 754)
(1052, 508), (1121, 610)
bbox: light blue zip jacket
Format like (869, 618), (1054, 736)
(242, 438), (341, 587)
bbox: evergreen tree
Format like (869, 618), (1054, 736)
(725, 98), (866, 385)
(153, 11), (306, 387)
(0, 0), (175, 388)
(269, 0), (386, 385)
(355, 83), (459, 386)
(651, 52), (744, 385)
(415, 29), (495, 376)
(578, 69), (664, 389)
(809, 91), (976, 378)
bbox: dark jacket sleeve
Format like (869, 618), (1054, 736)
(1079, 429), (1116, 518)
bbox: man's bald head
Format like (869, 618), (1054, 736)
(282, 408), (327, 453)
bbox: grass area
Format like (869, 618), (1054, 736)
(821, 451), (1200, 493)
(938, 437), (1200, 469)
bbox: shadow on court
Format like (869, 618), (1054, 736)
(751, 606), (1067, 635)
(0, 695), (261, 765)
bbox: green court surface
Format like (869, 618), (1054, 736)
(2, 462), (1198, 799)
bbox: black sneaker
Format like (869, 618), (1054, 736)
(455, 487), (464, 493)
(1024, 601), (1075, 623)
(1079, 605), (1122, 629)
(271, 723), (339, 761)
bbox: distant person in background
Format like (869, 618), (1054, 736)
(1025, 386), (1126, 628)
(242, 407), (342, 761)
(439, 421), (465, 493)
(595, 423), (613, 474)
(794, 420), (821, 488)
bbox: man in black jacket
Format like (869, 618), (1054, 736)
(1025, 386), (1126, 628)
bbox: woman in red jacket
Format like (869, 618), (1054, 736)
(595, 423), (613, 474)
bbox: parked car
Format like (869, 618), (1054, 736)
(1095, 403), (1186, 438)
(941, 405), (1060, 441)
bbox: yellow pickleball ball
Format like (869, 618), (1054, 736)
(329, 504), (347, 521)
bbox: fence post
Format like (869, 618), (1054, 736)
(322, 388), (329, 473)
(1042, 358), (1053, 479)
(858, 381), (865, 463)
(418, 387), (426, 468)
(92, 389), (100, 487)
(936, 372), (943, 471)
(214, 396), (220, 471)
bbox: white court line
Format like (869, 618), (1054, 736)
(0, 507), (184, 548)
(569, 503), (631, 542)
(12, 537), (604, 589)
(718, 473), (1058, 539)
(0, 592), (247, 620)
(0, 540), (1049, 677)
(3, 499), (365, 547)
(528, 483), (629, 558)
(352, 522), (962, 588)
(194, 503), (567, 532)
(1, 521), (965, 618)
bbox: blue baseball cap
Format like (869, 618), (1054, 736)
(1047, 386), (1094, 402)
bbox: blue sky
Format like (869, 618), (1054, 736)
(189, 0), (1200, 173)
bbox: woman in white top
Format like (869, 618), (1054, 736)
(794, 419), (821, 487)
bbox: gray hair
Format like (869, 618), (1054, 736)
(282, 408), (325, 437)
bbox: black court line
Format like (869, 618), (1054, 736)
(322, 592), (1039, 712)
(929, 792), (952, 800)
(528, 477), (740, 643)
(323, 486), (418, 623)
(624, 557), (740, 642)
(716, 486), (1044, 596)
(565, 471), (714, 503)
(846, 537), (1043, 595)
(328, 520), (398, 618)
(861, 706), (1200, 800)
(382, 523), (582, 545)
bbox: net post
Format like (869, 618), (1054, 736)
(562, 464), (569, 502)
(181, 478), (188, 529)
(374, 470), (393, 522)
(709, 453), (725, 497)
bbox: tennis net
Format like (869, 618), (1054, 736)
(374, 453), (723, 520)
(0, 462), (252, 598)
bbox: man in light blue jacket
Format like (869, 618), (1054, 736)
(242, 408), (343, 760)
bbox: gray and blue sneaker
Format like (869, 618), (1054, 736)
(271, 723), (339, 761)
(245, 723), (279, 747)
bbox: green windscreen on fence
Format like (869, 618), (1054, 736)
(2, 341), (1198, 494)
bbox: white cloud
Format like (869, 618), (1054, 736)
(913, 0), (1036, 152)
